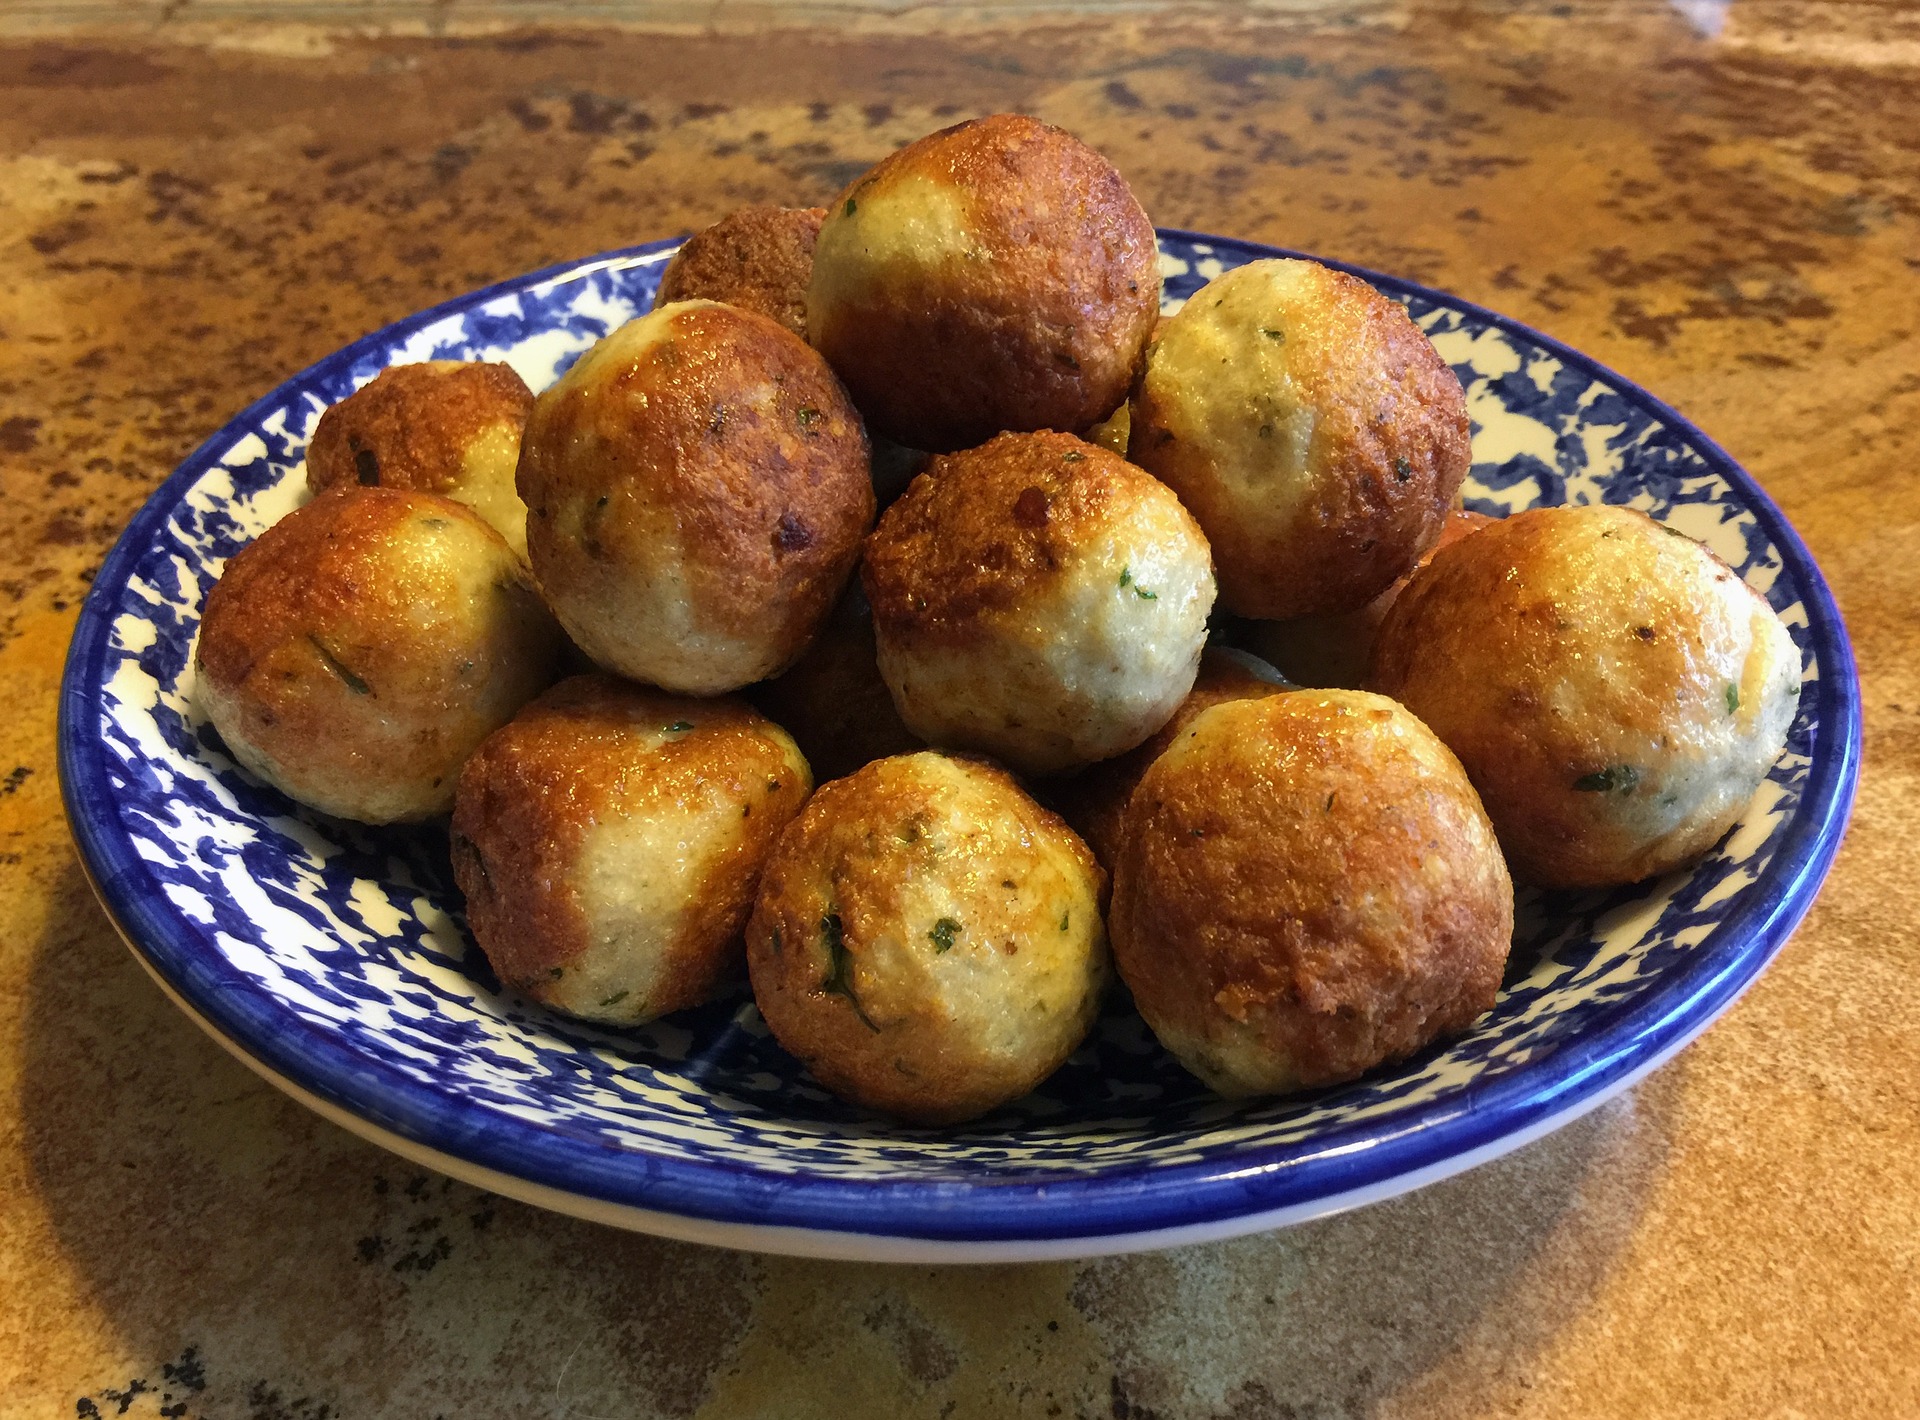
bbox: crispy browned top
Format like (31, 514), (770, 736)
(655, 206), (827, 339)
(810, 113), (1160, 450)
(518, 302), (875, 652)
(451, 674), (812, 994)
(861, 429), (1193, 642)
(307, 361), (533, 497)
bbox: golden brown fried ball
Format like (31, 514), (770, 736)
(863, 431), (1216, 776)
(451, 675), (812, 1025)
(746, 751), (1108, 1124)
(196, 488), (562, 823)
(1047, 645), (1291, 871)
(806, 113), (1161, 452)
(1130, 258), (1471, 619)
(517, 300), (875, 694)
(1111, 691), (1513, 1097)
(1239, 507), (1495, 688)
(654, 205), (827, 340)
(1370, 504), (1801, 887)
(747, 583), (922, 783)
(306, 361), (535, 558)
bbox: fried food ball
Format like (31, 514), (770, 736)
(451, 675), (812, 1025)
(1239, 508), (1495, 688)
(746, 751), (1108, 1124)
(862, 431), (1216, 776)
(1130, 258), (1471, 619)
(653, 205), (827, 340)
(517, 300), (875, 694)
(1047, 645), (1291, 871)
(196, 488), (562, 823)
(748, 583), (922, 783)
(306, 361), (535, 558)
(1111, 691), (1513, 1097)
(1370, 504), (1801, 887)
(806, 113), (1160, 452)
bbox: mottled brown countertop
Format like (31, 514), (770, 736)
(3, 3), (1918, 1416)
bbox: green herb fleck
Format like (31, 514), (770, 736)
(1573, 765), (1642, 794)
(308, 636), (371, 696)
(1393, 456), (1412, 482)
(844, 197), (857, 217)
(796, 405), (821, 429)
(1725, 683), (1741, 714)
(769, 926), (782, 956)
(420, 516), (450, 530)
(1260, 327), (1285, 341)
(549, 966), (565, 980)
(600, 990), (629, 1008)
(1661, 523), (1689, 539)
(1059, 910), (1070, 932)
(1063, 451), (1085, 462)
(665, 720), (694, 733)
(1118, 566), (1159, 600)
(821, 913), (877, 1030)
(929, 917), (961, 953)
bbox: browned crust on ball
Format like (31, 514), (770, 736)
(747, 583), (923, 782)
(451, 674), (812, 1012)
(1046, 647), (1288, 871)
(195, 487), (560, 820)
(1130, 264), (1471, 618)
(808, 113), (1160, 451)
(862, 430), (1197, 646)
(1245, 507), (1495, 689)
(655, 206), (828, 339)
(518, 302), (875, 676)
(1109, 693), (1512, 1093)
(1369, 505), (1779, 887)
(307, 361), (533, 497)
(746, 753), (1103, 1124)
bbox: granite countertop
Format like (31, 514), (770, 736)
(3, 3), (1916, 1415)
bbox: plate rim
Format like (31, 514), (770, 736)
(57, 231), (1863, 1250)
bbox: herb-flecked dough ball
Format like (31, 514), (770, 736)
(1110, 691), (1514, 1097)
(1130, 258), (1471, 619)
(805, 113), (1161, 452)
(1370, 504), (1801, 887)
(653, 205), (828, 340)
(517, 300), (875, 694)
(196, 488), (562, 824)
(863, 431), (1216, 776)
(306, 360), (536, 558)
(451, 675), (812, 1025)
(1047, 644), (1291, 872)
(746, 752), (1108, 1125)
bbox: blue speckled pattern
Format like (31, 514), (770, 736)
(58, 233), (1860, 1247)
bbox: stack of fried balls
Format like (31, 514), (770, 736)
(196, 113), (1800, 1124)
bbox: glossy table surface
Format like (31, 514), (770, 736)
(3, 3), (1916, 1416)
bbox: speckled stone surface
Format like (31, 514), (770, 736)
(3, 4), (1917, 1416)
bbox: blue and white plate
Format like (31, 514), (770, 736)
(58, 232), (1860, 1262)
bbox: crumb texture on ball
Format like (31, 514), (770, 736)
(452, 674), (812, 1025)
(746, 751), (1108, 1124)
(1047, 644), (1291, 871)
(1110, 691), (1513, 1097)
(306, 360), (535, 558)
(195, 488), (561, 823)
(1130, 258), (1470, 619)
(1371, 503), (1801, 887)
(806, 113), (1160, 452)
(517, 300), (875, 694)
(654, 205), (828, 339)
(863, 431), (1215, 775)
